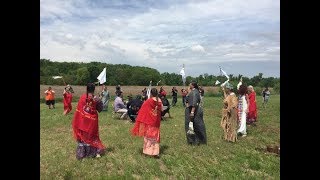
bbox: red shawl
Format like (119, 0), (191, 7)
(131, 98), (162, 142)
(72, 94), (105, 149)
(63, 92), (72, 110)
(248, 92), (257, 121)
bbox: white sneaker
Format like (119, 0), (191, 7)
(242, 134), (247, 137)
(96, 154), (101, 158)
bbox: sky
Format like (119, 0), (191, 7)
(40, 0), (280, 78)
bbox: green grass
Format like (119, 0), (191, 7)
(40, 95), (280, 179)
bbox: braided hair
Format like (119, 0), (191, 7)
(150, 88), (159, 110)
(86, 83), (95, 103)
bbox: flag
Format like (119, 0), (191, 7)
(221, 79), (229, 87)
(220, 67), (229, 80)
(237, 77), (243, 90)
(97, 67), (106, 84)
(180, 67), (186, 84)
(215, 80), (220, 85)
(156, 80), (161, 86)
(52, 76), (63, 79)
(147, 81), (152, 99)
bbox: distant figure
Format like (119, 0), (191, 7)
(262, 87), (270, 108)
(247, 85), (257, 125)
(159, 86), (167, 97)
(199, 86), (205, 107)
(63, 85), (73, 115)
(115, 85), (123, 97)
(114, 94), (128, 119)
(127, 95), (143, 123)
(160, 94), (171, 119)
(131, 88), (163, 158)
(72, 83), (105, 160)
(44, 87), (55, 109)
(221, 82), (238, 142)
(171, 87), (178, 106)
(237, 85), (248, 137)
(100, 85), (110, 111)
(181, 89), (188, 107)
(141, 88), (147, 101)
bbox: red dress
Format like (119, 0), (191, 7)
(131, 98), (163, 143)
(72, 94), (105, 150)
(247, 92), (257, 123)
(63, 92), (73, 113)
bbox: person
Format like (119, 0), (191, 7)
(44, 87), (55, 109)
(131, 88), (163, 158)
(171, 87), (178, 106)
(160, 94), (171, 119)
(221, 82), (238, 142)
(141, 88), (147, 101)
(185, 81), (207, 145)
(199, 86), (205, 107)
(159, 86), (167, 97)
(247, 85), (257, 125)
(100, 85), (110, 111)
(72, 83), (105, 160)
(127, 95), (143, 123)
(115, 85), (123, 97)
(113, 94), (128, 119)
(181, 89), (188, 107)
(63, 85), (73, 115)
(262, 87), (270, 108)
(237, 85), (248, 137)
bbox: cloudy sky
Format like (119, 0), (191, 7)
(40, 0), (280, 77)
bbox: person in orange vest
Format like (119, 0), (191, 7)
(44, 86), (55, 109)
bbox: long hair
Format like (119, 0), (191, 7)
(151, 88), (159, 110)
(86, 83), (95, 103)
(238, 85), (247, 96)
(190, 80), (199, 90)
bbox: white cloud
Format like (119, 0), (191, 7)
(191, 45), (205, 53)
(40, 0), (280, 76)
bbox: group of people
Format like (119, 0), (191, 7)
(220, 82), (258, 142)
(44, 80), (261, 160)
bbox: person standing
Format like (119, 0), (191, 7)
(181, 89), (188, 107)
(221, 82), (238, 142)
(262, 87), (270, 108)
(131, 88), (163, 158)
(72, 83), (105, 159)
(44, 87), (55, 109)
(237, 85), (248, 137)
(247, 85), (257, 125)
(185, 81), (207, 145)
(100, 85), (110, 111)
(171, 87), (178, 106)
(63, 85), (73, 115)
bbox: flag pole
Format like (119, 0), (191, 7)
(183, 64), (185, 89)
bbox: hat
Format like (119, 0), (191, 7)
(224, 82), (233, 89)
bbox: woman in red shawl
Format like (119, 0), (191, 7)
(247, 85), (257, 125)
(131, 88), (163, 158)
(63, 85), (73, 115)
(72, 83), (105, 160)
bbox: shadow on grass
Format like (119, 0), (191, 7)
(106, 146), (115, 153)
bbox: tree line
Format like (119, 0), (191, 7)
(40, 59), (280, 93)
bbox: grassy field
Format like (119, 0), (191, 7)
(40, 95), (280, 179)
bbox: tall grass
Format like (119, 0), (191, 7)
(40, 95), (280, 179)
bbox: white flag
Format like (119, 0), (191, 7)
(221, 79), (229, 87)
(220, 67), (230, 80)
(97, 67), (106, 84)
(237, 77), (242, 90)
(52, 76), (63, 79)
(147, 81), (152, 99)
(215, 80), (220, 85)
(180, 67), (186, 83)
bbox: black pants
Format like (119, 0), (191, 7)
(172, 96), (177, 106)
